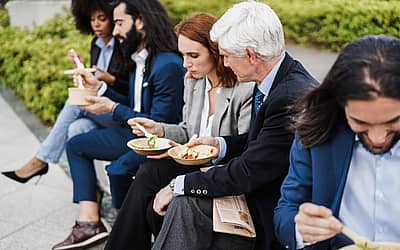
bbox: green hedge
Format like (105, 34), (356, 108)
(0, 7), (9, 27)
(1, 1), (399, 124)
(161, 0), (400, 51)
(0, 11), (91, 123)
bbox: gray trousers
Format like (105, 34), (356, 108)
(152, 196), (256, 250)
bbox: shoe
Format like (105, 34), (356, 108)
(52, 220), (109, 250)
(1, 164), (49, 184)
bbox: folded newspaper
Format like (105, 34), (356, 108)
(213, 195), (256, 238)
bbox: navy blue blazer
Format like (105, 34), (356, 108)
(274, 125), (356, 250)
(103, 52), (185, 125)
(183, 53), (317, 250)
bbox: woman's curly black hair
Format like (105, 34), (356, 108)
(71, 0), (114, 34)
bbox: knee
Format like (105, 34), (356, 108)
(135, 160), (159, 179)
(68, 118), (97, 139)
(169, 196), (192, 210)
(66, 134), (82, 156)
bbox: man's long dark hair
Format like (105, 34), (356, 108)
(291, 35), (400, 148)
(71, 0), (114, 34)
(115, 0), (179, 75)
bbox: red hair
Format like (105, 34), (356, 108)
(175, 13), (237, 88)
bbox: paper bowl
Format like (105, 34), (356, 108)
(68, 88), (97, 106)
(127, 138), (172, 156)
(340, 242), (400, 250)
(168, 144), (218, 166)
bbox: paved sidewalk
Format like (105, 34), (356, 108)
(0, 45), (337, 250)
(0, 94), (80, 249)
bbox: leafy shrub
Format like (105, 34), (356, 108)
(161, 0), (400, 51)
(267, 0), (400, 51)
(1, 1), (399, 124)
(0, 7), (9, 27)
(0, 10), (91, 123)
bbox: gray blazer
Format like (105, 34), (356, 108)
(163, 77), (254, 144)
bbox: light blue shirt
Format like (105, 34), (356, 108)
(174, 53), (286, 196)
(94, 37), (115, 75)
(339, 136), (400, 241)
(296, 136), (400, 248)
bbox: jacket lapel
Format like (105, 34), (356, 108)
(191, 78), (206, 134)
(249, 53), (295, 138)
(91, 39), (101, 67)
(331, 125), (355, 216)
(211, 87), (233, 136)
(129, 70), (136, 108)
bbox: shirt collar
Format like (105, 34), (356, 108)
(257, 53), (285, 96)
(95, 37), (115, 50)
(131, 48), (149, 64)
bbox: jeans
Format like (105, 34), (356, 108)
(36, 100), (122, 164)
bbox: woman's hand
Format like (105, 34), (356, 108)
(127, 117), (165, 137)
(93, 66), (116, 85)
(67, 50), (85, 68)
(295, 203), (342, 243)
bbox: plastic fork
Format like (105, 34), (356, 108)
(135, 123), (153, 138)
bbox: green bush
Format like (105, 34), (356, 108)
(0, 10), (91, 123)
(1, 1), (399, 124)
(0, 7), (9, 27)
(267, 0), (400, 51)
(161, 0), (400, 51)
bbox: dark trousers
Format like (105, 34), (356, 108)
(153, 196), (256, 250)
(66, 126), (144, 208)
(105, 159), (200, 250)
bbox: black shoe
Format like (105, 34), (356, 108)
(1, 164), (49, 184)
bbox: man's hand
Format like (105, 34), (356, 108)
(295, 203), (343, 243)
(93, 66), (116, 85)
(81, 96), (116, 115)
(153, 184), (174, 216)
(128, 117), (165, 137)
(74, 68), (101, 90)
(187, 136), (220, 156)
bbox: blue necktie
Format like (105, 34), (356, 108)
(254, 90), (265, 113)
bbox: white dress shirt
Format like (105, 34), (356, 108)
(131, 49), (149, 112)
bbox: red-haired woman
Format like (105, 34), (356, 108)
(105, 13), (255, 250)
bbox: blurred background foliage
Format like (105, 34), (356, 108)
(0, 0), (399, 123)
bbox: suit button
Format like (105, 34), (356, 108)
(190, 189), (195, 194)
(196, 189), (201, 195)
(202, 190), (207, 195)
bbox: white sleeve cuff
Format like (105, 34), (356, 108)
(295, 223), (314, 249)
(212, 137), (226, 164)
(97, 81), (107, 96)
(173, 175), (185, 196)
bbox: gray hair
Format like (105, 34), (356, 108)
(210, 1), (285, 60)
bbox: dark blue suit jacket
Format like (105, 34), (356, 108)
(274, 125), (356, 250)
(104, 52), (185, 125)
(183, 54), (317, 250)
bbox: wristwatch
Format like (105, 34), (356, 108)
(169, 178), (176, 194)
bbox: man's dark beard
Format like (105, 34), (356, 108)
(116, 27), (143, 70)
(358, 132), (400, 155)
